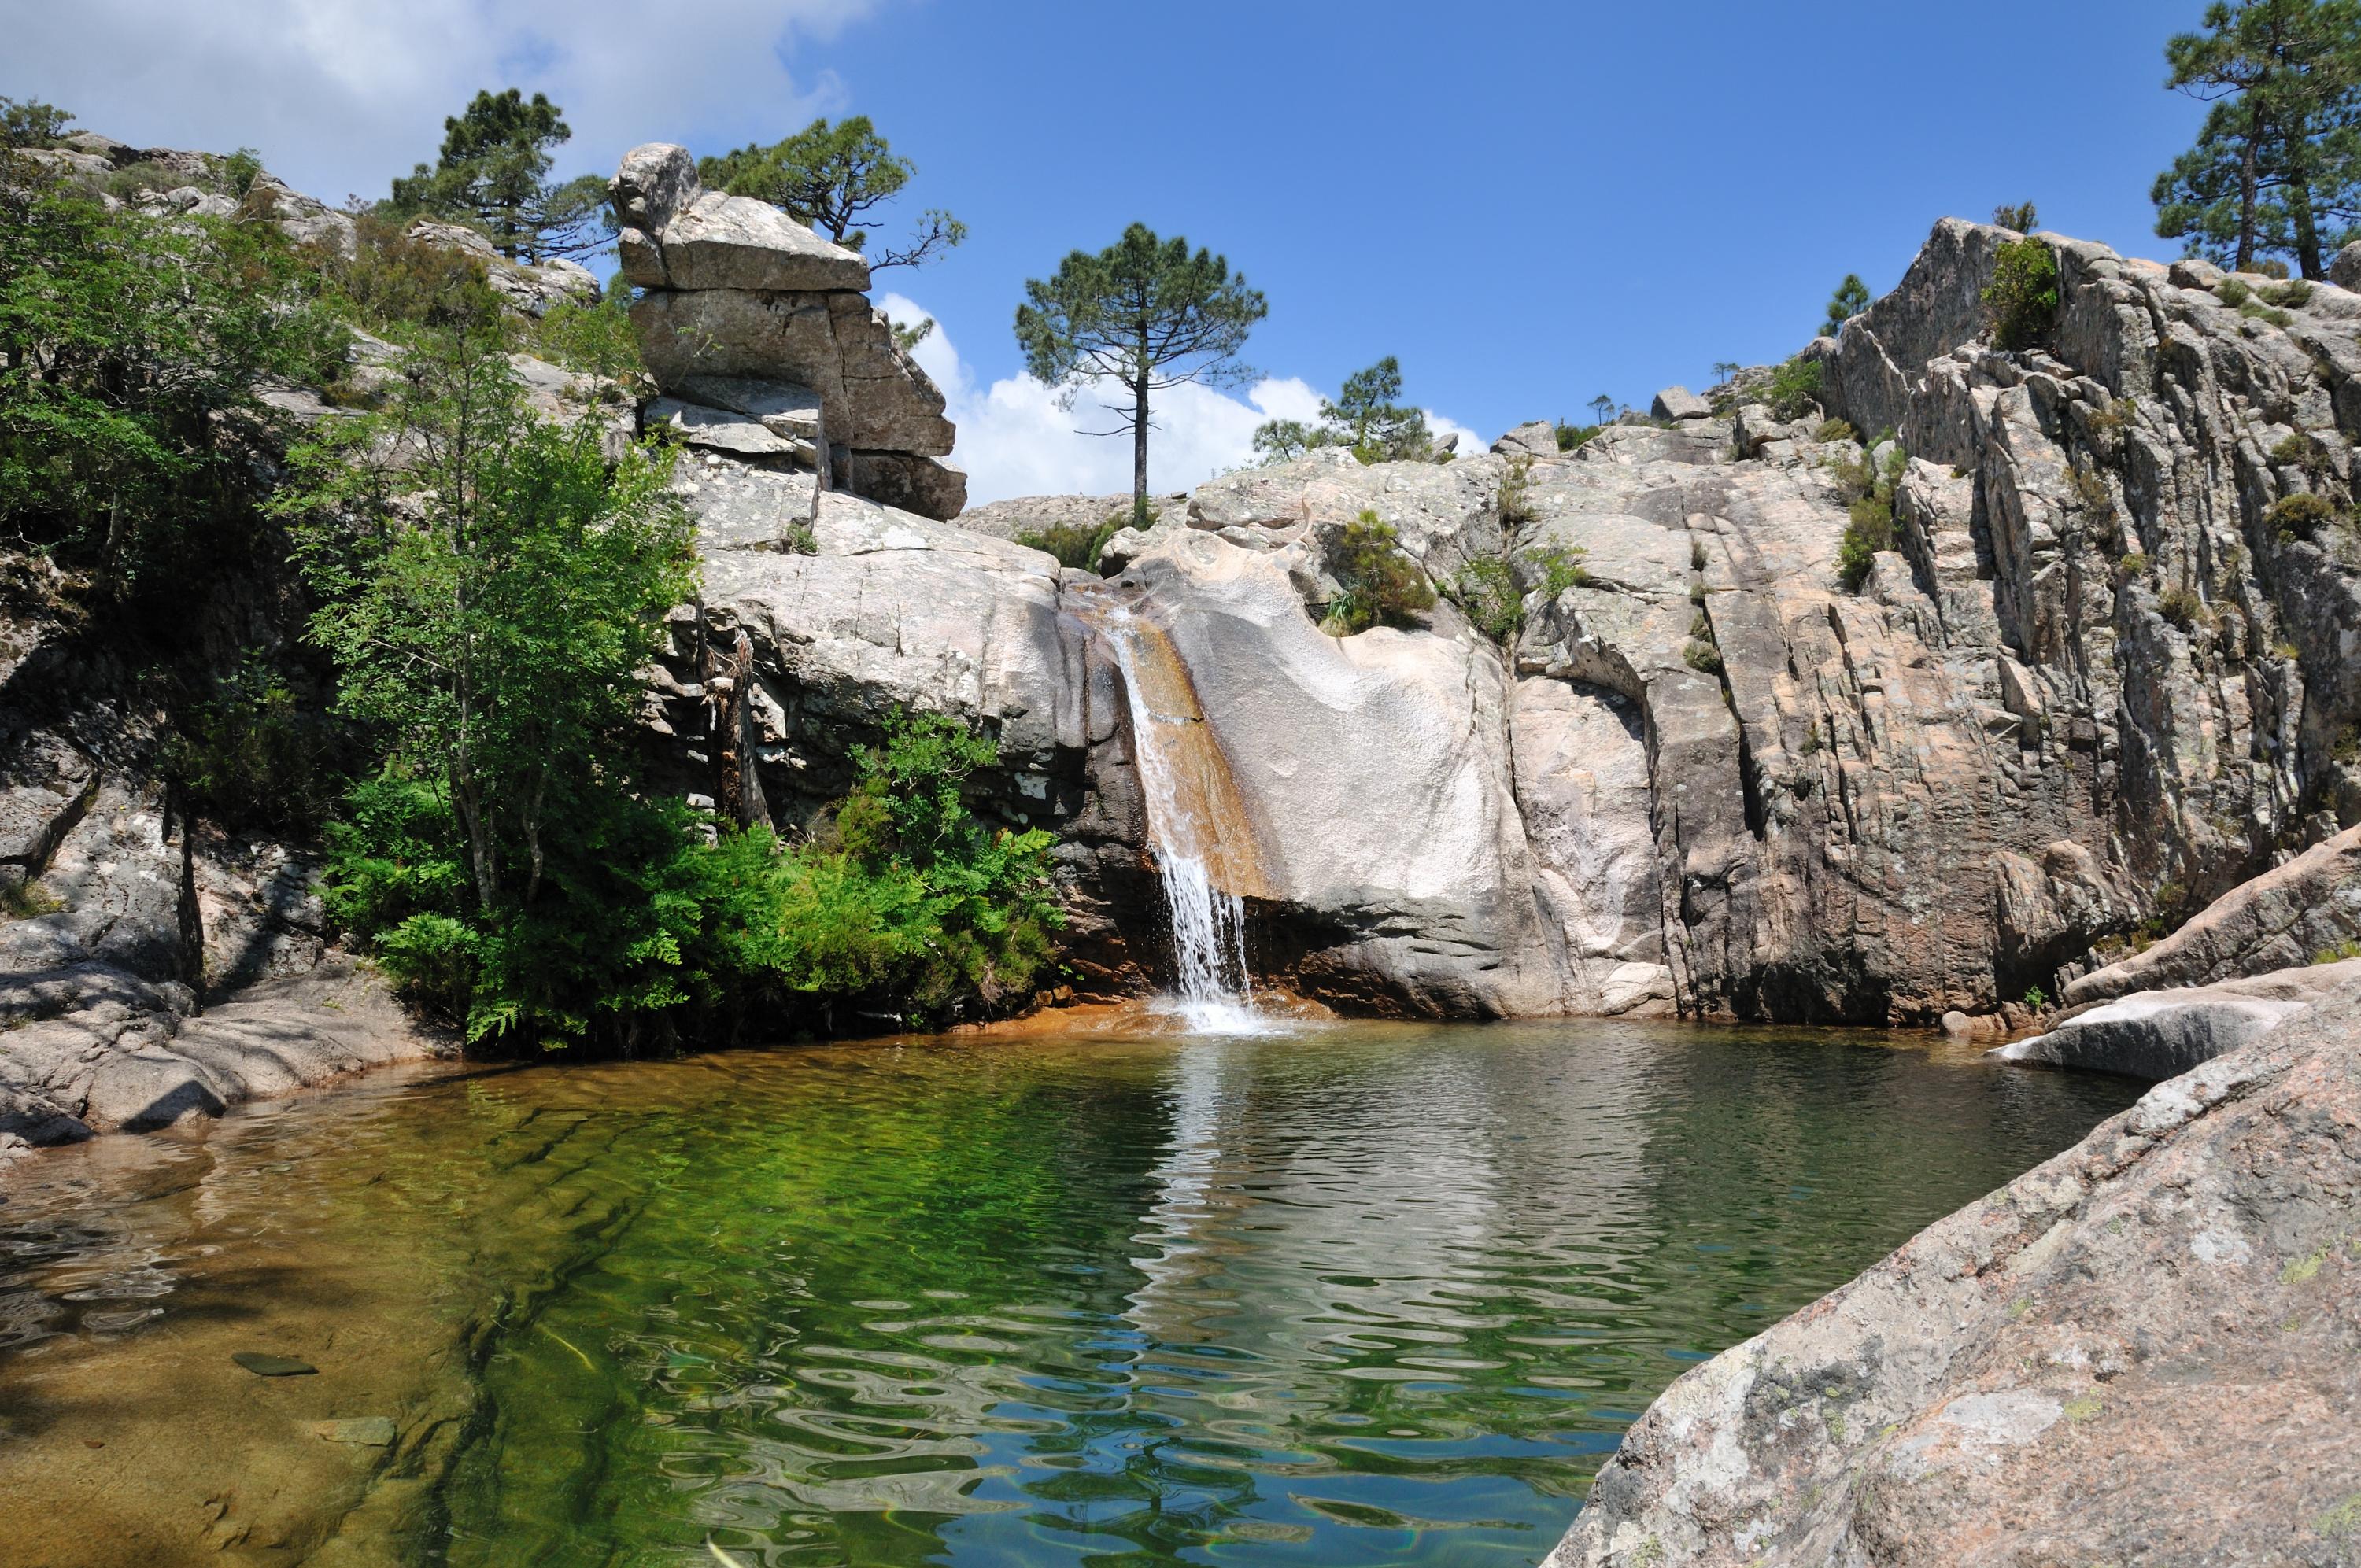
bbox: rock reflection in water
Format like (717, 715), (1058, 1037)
(0, 1022), (2137, 1566)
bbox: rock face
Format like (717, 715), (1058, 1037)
(1548, 979), (2361, 1567)
(2065, 822), (2361, 1005)
(1996, 957), (2361, 1079)
(610, 143), (966, 520)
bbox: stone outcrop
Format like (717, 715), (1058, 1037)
(2065, 822), (2361, 1005)
(611, 143), (966, 519)
(1995, 957), (2361, 1079)
(1549, 977), (2361, 1567)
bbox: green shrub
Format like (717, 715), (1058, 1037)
(527, 291), (645, 382)
(1452, 555), (1525, 644)
(314, 211), (508, 339)
(1690, 538), (1709, 572)
(2158, 585), (2205, 629)
(1763, 356), (1823, 421)
(1683, 639), (1724, 675)
(1529, 544), (1592, 596)
(1499, 455), (1537, 525)
(783, 521), (817, 556)
(2119, 550), (2149, 577)
(2256, 258), (2291, 280)
(1554, 420), (1602, 452)
(2266, 491), (2339, 543)
(1813, 418), (1857, 444)
(1834, 441), (1907, 591)
(1991, 200), (2038, 234)
(1984, 238), (2060, 350)
(166, 652), (352, 836)
(2086, 397), (2137, 435)
(2215, 277), (2252, 307)
(2262, 279), (2314, 308)
(2023, 985), (2049, 1010)
(2314, 938), (2361, 965)
(1018, 502), (1150, 572)
(1323, 511), (1435, 634)
(2239, 300), (2294, 328)
(2271, 430), (2333, 478)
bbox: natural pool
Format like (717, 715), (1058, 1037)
(0, 1017), (2141, 1567)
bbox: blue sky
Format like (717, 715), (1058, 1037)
(12, 0), (2216, 497)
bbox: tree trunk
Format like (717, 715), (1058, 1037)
(2238, 98), (2263, 271)
(1131, 369), (1150, 518)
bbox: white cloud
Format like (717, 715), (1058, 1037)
(878, 293), (1489, 506)
(3, 0), (878, 205)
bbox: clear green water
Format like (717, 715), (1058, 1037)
(0, 1018), (2139, 1566)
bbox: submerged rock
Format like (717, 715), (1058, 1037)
(1548, 979), (2361, 1566)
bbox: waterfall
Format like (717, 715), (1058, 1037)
(1099, 606), (1276, 1034)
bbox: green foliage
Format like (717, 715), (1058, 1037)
(279, 333), (699, 1046)
(165, 652), (352, 836)
(1015, 504), (1147, 571)
(2086, 396), (2140, 435)
(1983, 238), (2060, 350)
(2313, 937), (2361, 963)
(2217, 275), (2255, 305)
(891, 315), (936, 352)
(2263, 277), (2317, 306)
(1763, 355), (1823, 420)
(2023, 985), (2049, 1010)
(1814, 417), (1858, 443)
(2267, 489), (2341, 540)
(0, 98), (73, 150)
(524, 289), (646, 382)
(1554, 420), (1602, 452)
(1991, 200), (2040, 233)
(2120, 549), (2151, 577)
(1016, 223), (1265, 514)
(2159, 584), (2208, 628)
(0, 158), (349, 594)
(2273, 428), (2335, 475)
(1251, 356), (1434, 465)
(1322, 511), (1435, 635)
(2152, 0), (2361, 279)
(1683, 638), (1724, 676)
(1530, 544), (1592, 596)
(1822, 273), (1871, 338)
(1835, 442), (1908, 592)
(315, 210), (508, 341)
(1499, 454), (1537, 525)
(384, 88), (608, 262)
(1452, 555), (1524, 644)
(223, 147), (264, 197)
(700, 116), (965, 270)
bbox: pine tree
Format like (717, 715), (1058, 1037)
(2152, 0), (2361, 278)
(1015, 225), (1266, 518)
(1823, 274), (1872, 338)
(386, 89), (607, 263)
(700, 117), (966, 270)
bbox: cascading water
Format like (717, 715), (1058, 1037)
(1098, 604), (1278, 1034)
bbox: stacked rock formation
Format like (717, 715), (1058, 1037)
(610, 143), (966, 520)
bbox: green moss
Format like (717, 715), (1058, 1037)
(2060, 1393), (2103, 1423)
(2317, 1494), (2361, 1540)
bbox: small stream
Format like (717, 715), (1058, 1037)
(0, 1018), (2139, 1566)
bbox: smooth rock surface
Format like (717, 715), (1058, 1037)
(623, 190), (869, 293)
(1549, 979), (2361, 1567)
(1997, 958), (2361, 1079)
(1651, 385), (1713, 421)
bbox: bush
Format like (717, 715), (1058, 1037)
(1528, 543), (1592, 596)
(166, 651), (352, 836)
(314, 211), (508, 340)
(1763, 356), (1823, 421)
(1683, 638), (1724, 675)
(2215, 277), (2252, 307)
(1452, 555), (1524, 644)
(1554, 420), (1602, 452)
(2158, 585), (2205, 629)
(1323, 511), (1435, 634)
(2119, 550), (2149, 577)
(1984, 238), (2060, 350)
(1813, 418), (1857, 444)
(1991, 201), (2038, 234)
(1834, 441), (1906, 591)
(2271, 430), (2333, 478)
(2265, 491), (2339, 543)
(2262, 279), (2314, 308)
(1499, 454), (1537, 525)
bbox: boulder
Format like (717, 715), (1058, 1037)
(630, 288), (955, 454)
(1491, 419), (1560, 458)
(2065, 825), (2361, 1006)
(2333, 239), (2361, 292)
(621, 190), (868, 293)
(611, 141), (700, 236)
(674, 375), (826, 445)
(1548, 978), (2361, 1566)
(1993, 958), (2361, 1079)
(956, 493), (1180, 543)
(1650, 385), (1713, 421)
(838, 451), (967, 521)
(648, 397), (806, 462)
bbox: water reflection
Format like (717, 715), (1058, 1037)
(0, 1022), (2138, 1567)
